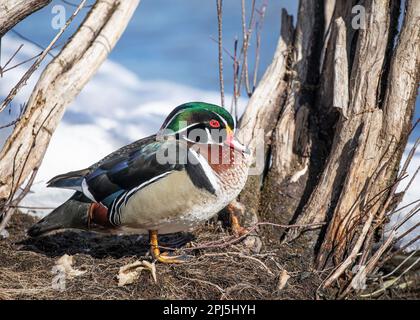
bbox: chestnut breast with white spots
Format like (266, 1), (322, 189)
(203, 144), (250, 203)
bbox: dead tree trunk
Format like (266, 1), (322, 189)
(237, 9), (294, 227)
(239, 0), (419, 291)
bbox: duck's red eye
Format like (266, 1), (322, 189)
(209, 119), (220, 128)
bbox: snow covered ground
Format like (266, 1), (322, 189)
(1, 35), (418, 251)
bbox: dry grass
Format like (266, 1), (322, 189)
(0, 213), (418, 300)
(0, 213), (326, 300)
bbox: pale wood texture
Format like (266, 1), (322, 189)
(237, 9), (294, 226)
(286, 0), (392, 243)
(238, 9), (293, 155)
(0, 0), (52, 37)
(316, 0), (419, 268)
(239, 0), (419, 284)
(0, 0), (140, 201)
(256, 0), (324, 229)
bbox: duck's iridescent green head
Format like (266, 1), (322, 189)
(161, 102), (235, 133)
(160, 102), (247, 153)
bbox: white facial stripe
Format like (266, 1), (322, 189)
(205, 128), (212, 143)
(188, 148), (219, 193)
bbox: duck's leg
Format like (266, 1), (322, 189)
(149, 230), (189, 264)
(226, 200), (247, 236)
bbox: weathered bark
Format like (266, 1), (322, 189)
(237, 9), (294, 225)
(239, 0), (419, 289)
(0, 0), (140, 202)
(0, 0), (52, 37)
(315, 0), (419, 269)
(287, 0), (392, 244)
(258, 0), (324, 230)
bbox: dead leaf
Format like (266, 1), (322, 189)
(277, 270), (290, 290)
(55, 254), (86, 279)
(117, 260), (157, 286)
(0, 229), (9, 239)
(141, 260), (157, 283)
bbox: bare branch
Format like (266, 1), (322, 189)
(0, 0), (141, 202)
(252, 3), (267, 91)
(0, 0), (88, 113)
(216, 0), (225, 107)
(0, 0), (52, 37)
(0, 168), (38, 233)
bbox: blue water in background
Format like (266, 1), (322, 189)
(6, 0), (419, 140)
(11, 0), (298, 90)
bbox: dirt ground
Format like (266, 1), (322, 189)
(0, 213), (418, 300)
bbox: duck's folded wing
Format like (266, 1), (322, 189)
(47, 135), (184, 205)
(84, 140), (185, 205)
(47, 133), (217, 207)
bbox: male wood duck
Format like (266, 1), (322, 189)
(28, 102), (250, 263)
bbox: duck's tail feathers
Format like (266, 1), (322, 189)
(27, 192), (91, 237)
(47, 169), (90, 191)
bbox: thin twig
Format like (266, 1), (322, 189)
(1, 42), (65, 75)
(61, 0), (93, 8)
(0, 0), (87, 113)
(238, 0), (257, 97)
(402, 165), (419, 194)
(0, 169), (38, 233)
(382, 250), (417, 280)
(180, 221), (325, 252)
(390, 198), (420, 216)
(0, 103), (26, 129)
(10, 30), (56, 58)
(393, 221), (420, 244)
(216, 0), (225, 107)
(179, 275), (225, 296)
(1, 44), (24, 74)
(231, 37), (239, 118)
(155, 221), (324, 254)
(209, 36), (234, 60)
(385, 235), (420, 262)
(399, 138), (419, 180)
(240, 0), (251, 95)
(392, 203), (420, 231)
(252, 1), (267, 91)
(359, 256), (420, 298)
(201, 251), (274, 276)
(252, 21), (261, 90)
